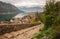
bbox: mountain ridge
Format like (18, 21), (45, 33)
(18, 6), (43, 12)
(0, 1), (24, 14)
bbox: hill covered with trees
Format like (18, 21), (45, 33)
(0, 1), (24, 13)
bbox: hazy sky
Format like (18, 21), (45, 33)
(0, 0), (60, 7)
(0, 0), (46, 7)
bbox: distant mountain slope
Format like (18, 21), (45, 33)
(19, 6), (43, 12)
(0, 1), (24, 21)
(0, 1), (24, 14)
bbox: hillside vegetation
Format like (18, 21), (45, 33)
(32, 0), (60, 39)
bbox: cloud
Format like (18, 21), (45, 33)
(0, 0), (46, 7)
(13, 0), (46, 7)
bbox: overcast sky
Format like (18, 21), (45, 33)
(0, 0), (46, 7)
(0, 0), (60, 7)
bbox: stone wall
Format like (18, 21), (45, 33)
(0, 23), (41, 35)
(0, 23), (44, 39)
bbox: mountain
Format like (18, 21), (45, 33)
(18, 6), (43, 12)
(0, 1), (24, 14)
(0, 1), (24, 21)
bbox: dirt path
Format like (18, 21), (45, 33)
(0, 23), (44, 39)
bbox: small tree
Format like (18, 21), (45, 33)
(44, 0), (56, 29)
